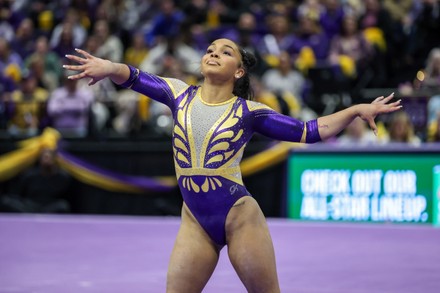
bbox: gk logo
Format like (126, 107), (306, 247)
(230, 184), (239, 195)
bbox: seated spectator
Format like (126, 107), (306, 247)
(11, 18), (38, 60)
(261, 51), (306, 114)
(406, 0), (440, 76)
(256, 14), (295, 67)
(357, 0), (393, 87)
(49, 8), (87, 50)
(327, 14), (374, 87)
(0, 2), (14, 42)
(76, 35), (118, 134)
(319, 0), (346, 40)
(0, 36), (24, 81)
(7, 71), (49, 137)
(218, 12), (268, 76)
(93, 19), (124, 63)
(427, 112), (440, 143)
(251, 75), (302, 119)
(416, 48), (440, 124)
(383, 111), (421, 146)
(124, 30), (150, 68)
(144, 0), (185, 47)
(0, 148), (72, 214)
(0, 73), (16, 130)
(47, 70), (95, 138)
(51, 22), (76, 59)
(139, 34), (202, 77)
(25, 35), (63, 91)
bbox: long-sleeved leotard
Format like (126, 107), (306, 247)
(121, 66), (321, 246)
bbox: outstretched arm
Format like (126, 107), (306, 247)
(63, 48), (130, 85)
(317, 93), (402, 140)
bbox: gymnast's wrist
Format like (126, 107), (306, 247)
(111, 63), (137, 86)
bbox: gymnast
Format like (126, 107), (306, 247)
(64, 38), (401, 293)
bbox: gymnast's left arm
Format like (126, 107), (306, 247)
(316, 93), (401, 140)
(251, 93), (401, 143)
(252, 106), (321, 144)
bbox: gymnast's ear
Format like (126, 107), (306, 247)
(235, 68), (245, 79)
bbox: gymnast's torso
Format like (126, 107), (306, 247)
(123, 68), (321, 245)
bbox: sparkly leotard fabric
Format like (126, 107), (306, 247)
(122, 67), (321, 246)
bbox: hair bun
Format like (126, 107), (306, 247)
(241, 49), (257, 69)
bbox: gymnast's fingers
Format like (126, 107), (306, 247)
(65, 54), (87, 64)
(66, 71), (88, 81)
(62, 64), (83, 71)
(74, 48), (94, 59)
(381, 92), (395, 104)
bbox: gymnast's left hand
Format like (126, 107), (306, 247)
(358, 92), (402, 135)
(63, 48), (115, 85)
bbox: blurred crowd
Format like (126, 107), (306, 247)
(1, 0), (440, 144)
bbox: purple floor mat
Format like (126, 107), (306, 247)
(0, 214), (439, 293)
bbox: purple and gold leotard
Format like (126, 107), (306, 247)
(121, 66), (321, 246)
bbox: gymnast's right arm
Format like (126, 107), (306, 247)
(64, 48), (177, 110)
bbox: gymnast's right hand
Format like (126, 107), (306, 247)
(63, 49), (115, 86)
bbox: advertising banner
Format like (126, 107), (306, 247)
(287, 151), (440, 226)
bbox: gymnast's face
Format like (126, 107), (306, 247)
(201, 38), (244, 82)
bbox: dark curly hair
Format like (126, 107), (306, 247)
(233, 47), (257, 100)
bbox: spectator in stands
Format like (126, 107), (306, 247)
(25, 35), (62, 91)
(319, 0), (346, 40)
(414, 47), (440, 93)
(76, 35), (118, 134)
(144, 0), (185, 47)
(261, 51), (307, 117)
(417, 48), (440, 126)
(51, 22), (76, 59)
(256, 14), (295, 67)
(7, 71), (48, 137)
(0, 73), (16, 130)
(327, 14), (374, 86)
(47, 70), (95, 138)
(219, 12), (268, 76)
(427, 112), (440, 142)
(290, 13), (330, 66)
(0, 36), (23, 81)
(11, 18), (38, 60)
(139, 33), (202, 77)
(93, 19), (124, 63)
(251, 74), (302, 119)
(357, 0), (395, 87)
(406, 0), (440, 75)
(297, 0), (325, 22)
(208, 0), (253, 26)
(0, 148), (72, 214)
(49, 8), (87, 50)
(0, 0), (14, 42)
(124, 30), (150, 68)
(384, 111), (421, 146)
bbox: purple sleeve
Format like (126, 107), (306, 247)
(252, 108), (321, 143)
(119, 65), (178, 112)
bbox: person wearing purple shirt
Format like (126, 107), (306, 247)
(47, 71), (94, 138)
(291, 14), (331, 63)
(64, 38), (401, 292)
(319, 0), (346, 40)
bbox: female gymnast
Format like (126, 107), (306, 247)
(64, 38), (401, 293)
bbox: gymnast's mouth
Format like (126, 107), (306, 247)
(207, 60), (220, 66)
